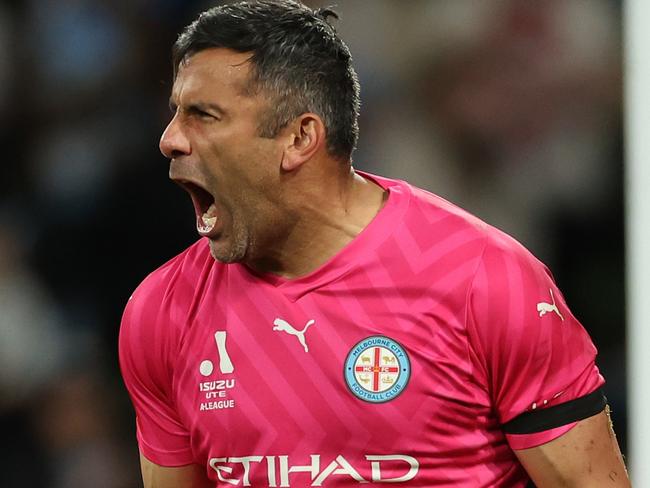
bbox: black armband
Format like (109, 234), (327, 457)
(503, 387), (607, 435)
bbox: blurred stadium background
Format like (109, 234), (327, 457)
(0, 1), (624, 486)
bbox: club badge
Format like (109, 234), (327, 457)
(344, 335), (410, 403)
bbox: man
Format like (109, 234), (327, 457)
(119, 1), (630, 486)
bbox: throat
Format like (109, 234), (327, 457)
(248, 179), (387, 280)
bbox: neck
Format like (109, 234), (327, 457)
(247, 165), (386, 279)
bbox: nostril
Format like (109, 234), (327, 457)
(171, 149), (185, 159)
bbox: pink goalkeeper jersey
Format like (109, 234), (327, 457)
(119, 172), (604, 487)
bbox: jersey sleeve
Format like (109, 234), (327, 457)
(118, 263), (194, 466)
(466, 230), (605, 450)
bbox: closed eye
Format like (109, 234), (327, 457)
(190, 107), (217, 120)
(168, 99), (224, 121)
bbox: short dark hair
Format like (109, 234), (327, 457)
(173, 0), (361, 161)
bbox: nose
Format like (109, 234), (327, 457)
(159, 114), (191, 159)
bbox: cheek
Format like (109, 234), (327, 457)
(204, 132), (282, 199)
(233, 147), (280, 190)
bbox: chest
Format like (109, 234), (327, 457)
(169, 280), (522, 486)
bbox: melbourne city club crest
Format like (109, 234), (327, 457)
(344, 336), (411, 403)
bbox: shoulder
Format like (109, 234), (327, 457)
(467, 217), (559, 335)
(408, 177), (546, 278)
(127, 239), (213, 314)
(405, 181), (489, 235)
(138, 238), (214, 295)
(380, 175), (549, 283)
(475, 221), (553, 298)
(120, 239), (215, 346)
(362, 171), (490, 246)
(400, 181), (559, 326)
(393, 179), (493, 263)
(119, 239), (215, 389)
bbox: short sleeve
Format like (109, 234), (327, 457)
(466, 231), (605, 450)
(118, 268), (194, 466)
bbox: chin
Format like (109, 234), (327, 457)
(208, 239), (247, 264)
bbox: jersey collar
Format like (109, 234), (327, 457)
(239, 170), (410, 302)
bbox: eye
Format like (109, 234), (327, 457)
(189, 107), (219, 122)
(197, 110), (215, 119)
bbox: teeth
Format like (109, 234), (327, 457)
(198, 203), (218, 233)
(202, 215), (217, 228)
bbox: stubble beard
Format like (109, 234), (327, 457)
(208, 220), (250, 264)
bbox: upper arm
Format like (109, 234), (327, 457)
(118, 266), (194, 466)
(467, 232), (605, 449)
(466, 233), (628, 485)
(140, 454), (212, 488)
(514, 409), (630, 487)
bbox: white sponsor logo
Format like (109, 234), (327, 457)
(208, 454), (419, 486)
(198, 330), (237, 412)
(200, 331), (235, 376)
(273, 318), (316, 352)
(536, 289), (564, 321)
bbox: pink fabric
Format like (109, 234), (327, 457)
(119, 172), (604, 487)
(507, 423), (577, 450)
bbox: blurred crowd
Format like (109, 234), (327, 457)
(0, 1), (623, 486)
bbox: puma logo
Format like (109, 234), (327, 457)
(537, 289), (564, 321)
(273, 318), (316, 352)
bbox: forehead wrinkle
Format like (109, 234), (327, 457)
(171, 49), (274, 125)
(171, 65), (230, 110)
(186, 49), (256, 95)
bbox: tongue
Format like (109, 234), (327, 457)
(197, 203), (218, 234)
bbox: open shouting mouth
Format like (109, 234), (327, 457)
(175, 179), (220, 238)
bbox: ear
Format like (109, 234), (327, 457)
(280, 113), (326, 172)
